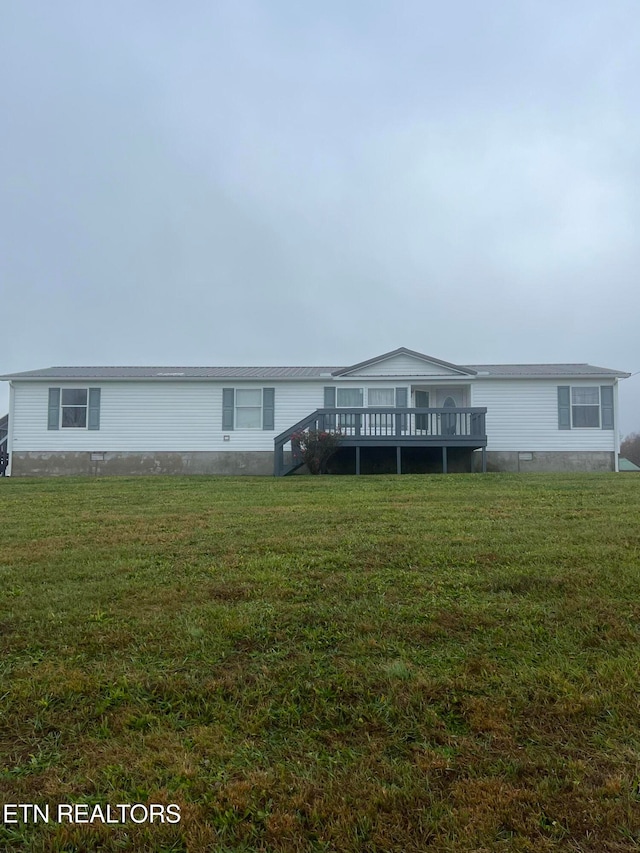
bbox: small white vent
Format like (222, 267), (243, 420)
(156, 372), (185, 376)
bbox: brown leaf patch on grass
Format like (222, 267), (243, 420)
(205, 581), (255, 602)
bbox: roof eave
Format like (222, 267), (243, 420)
(0, 374), (336, 382)
(474, 372), (630, 380)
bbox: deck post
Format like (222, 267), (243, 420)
(396, 446), (402, 475)
(355, 445), (361, 475)
(482, 446), (487, 473)
(442, 445), (448, 474)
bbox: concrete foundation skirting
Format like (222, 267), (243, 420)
(9, 451), (275, 477)
(9, 449), (616, 476)
(472, 450), (615, 473)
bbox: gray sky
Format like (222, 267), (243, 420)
(1, 1), (639, 434)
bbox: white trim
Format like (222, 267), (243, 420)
(7, 382), (14, 476)
(614, 380), (620, 472)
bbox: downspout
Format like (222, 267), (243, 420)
(614, 379), (620, 473)
(7, 381), (14, 477)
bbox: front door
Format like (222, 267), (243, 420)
(443, 396), (457, 435)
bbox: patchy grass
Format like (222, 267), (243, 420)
(0, 473), (639, 852)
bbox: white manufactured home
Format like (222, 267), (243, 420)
(0, 348), (630, 477)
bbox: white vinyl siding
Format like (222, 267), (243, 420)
(472, 379), (616, 452)
(9, 376), (618, 455)
(10, 382), (325, 453)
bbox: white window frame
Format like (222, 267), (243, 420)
(235, 388), (263, 430)
(60, 387), (89, 429)
(571, 386), (600, 429)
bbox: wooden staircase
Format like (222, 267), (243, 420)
(273, 411), (321, 476)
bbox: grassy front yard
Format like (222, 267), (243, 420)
(1, 473), (639, 851)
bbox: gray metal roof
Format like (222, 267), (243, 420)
(0, 362), (630, 380)
(463, 364), (630, 378)
(0, 366), (339, 380)
(619, 457), (640, 472)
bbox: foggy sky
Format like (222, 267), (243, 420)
(1, 1), (639, 433)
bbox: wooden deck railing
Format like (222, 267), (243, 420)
(274, 407), (487, 476)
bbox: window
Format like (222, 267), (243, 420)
(337, 388), (363, 427)
(571, 387), (600, 428)
(61, 389), (88, 427)
(223, 388), (275, 431)
(336, 388), (363, 429)
(367, 388), (395, 407)
(337, 388), (364, 407)
(48, 387), (101, 431)
(235, 389), (262, 429)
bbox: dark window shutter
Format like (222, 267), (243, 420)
(222, 388), (235, 430)
(395, 387), (408, 431)
(600, 386), (614, 430)
(48, 388), (60, 430)
(558, 386), (571, 430)
(324, 387), (336, 430)
(88, 388), (101, 430)
(262, 388), (275, 430)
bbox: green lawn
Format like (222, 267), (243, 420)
(1, 473), (639, 852)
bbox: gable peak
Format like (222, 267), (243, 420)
(332, 348), (476, 377)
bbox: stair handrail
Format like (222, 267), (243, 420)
(274, 409), (329, 445)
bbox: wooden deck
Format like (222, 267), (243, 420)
(274, 407), (487, 475)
